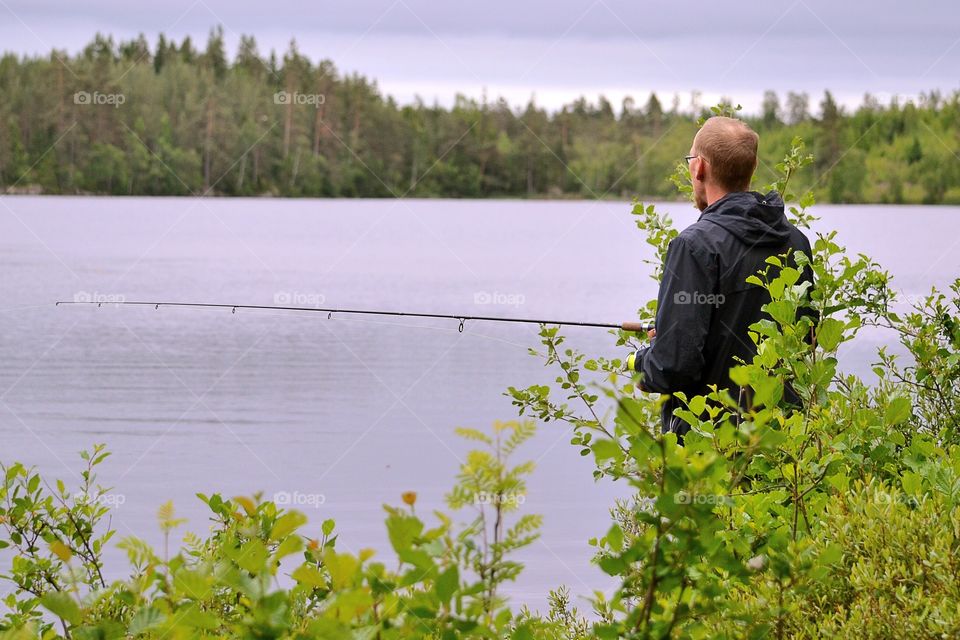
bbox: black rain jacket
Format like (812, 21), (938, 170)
(636, 190), (814, 436)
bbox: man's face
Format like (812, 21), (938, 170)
(688, 146), (708, 211)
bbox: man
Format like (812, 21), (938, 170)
(627, 116), (814, 438)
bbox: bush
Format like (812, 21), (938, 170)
(1, 422), (578, 639)
(717, 477), (960, 638)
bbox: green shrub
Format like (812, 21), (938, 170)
(1, 422), (579, 639)
(715, 477), (960, 639)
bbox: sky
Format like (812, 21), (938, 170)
(1, 0), (958, 114)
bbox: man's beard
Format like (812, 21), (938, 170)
(694, 191), (708, 211)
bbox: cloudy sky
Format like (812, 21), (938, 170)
(2, 0), (958, 113)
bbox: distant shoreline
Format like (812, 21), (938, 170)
(4, 189), (959, 207)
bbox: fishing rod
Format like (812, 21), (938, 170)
(55, 300), (654, 334)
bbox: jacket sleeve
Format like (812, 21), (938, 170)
(638, 234), (717, 393)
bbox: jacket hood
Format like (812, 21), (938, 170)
(698, 190), (792, 247)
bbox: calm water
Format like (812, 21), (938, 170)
(1, 196), (958, 609)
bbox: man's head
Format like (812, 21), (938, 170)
(688, 116), (759, 211)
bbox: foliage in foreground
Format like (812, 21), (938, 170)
(1, 422), (572, 638)
(4, 118), (960, 638)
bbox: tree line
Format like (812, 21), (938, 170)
(2, 27), (958, 203)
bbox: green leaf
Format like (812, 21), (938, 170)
(236, 539), (269, 573)
(688, 395), (706, 417)
(884, 396), (912, 426)
(386, 513), (423, 554)
(398, 548), (435, 572)
(512, 624), (535, 640)
(901, 470), (922, 495)
(766, 300), (797, 327)
(274, 534), (304, 561)
(606, 524), (624, 552)
(175, 603), (219, 630)
(591, 439), (621, 463)
(826, 471), (848, 492)
(817, 318), (845, 351)
(233, 495), (257, 516)
(322, 518), (336, 537)
(598, 554), (626, 576)
(818, 542), (843, 566)
(292, 564), (326, 588)
(50, 540), (73, 562)
(753, 375), (783, 408)
(435, 565), (459, 606)
(174, 569), (212, 599)
(453, 427), (492, 445)
(729, 366), (750, 387)
(269, 511), (308, 541)
(41, 592), (82, 626)
(324, 549), (359, 590)
(127, 606), (166, 634)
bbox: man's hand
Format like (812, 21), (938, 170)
(626, 347), (653, 393)
(633, 330), (655, 392)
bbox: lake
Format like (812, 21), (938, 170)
(1, 196), (958, 610)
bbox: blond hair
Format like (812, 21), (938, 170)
(692, 116), (759, 192)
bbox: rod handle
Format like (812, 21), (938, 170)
(621, 321), (653, 333)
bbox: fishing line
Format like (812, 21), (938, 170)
(55, 300), (655, 334)
(315, 312), (534, 351)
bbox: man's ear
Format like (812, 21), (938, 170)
(693, 157), (707, 183)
